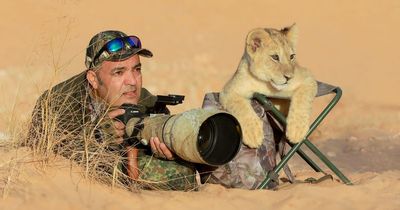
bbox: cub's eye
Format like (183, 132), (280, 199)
(290, 54), (296, 60)
(270, 54), (280, 62)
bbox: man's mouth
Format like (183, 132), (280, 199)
(123, 90), (137, 97)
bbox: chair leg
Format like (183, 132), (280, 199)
(257, 141), (304, 189)
(303, 139), (352, 185)
(257, 140), (352, 189)
(254, 87), (352, 189)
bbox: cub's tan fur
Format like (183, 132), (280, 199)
(220, 24), (317, 148)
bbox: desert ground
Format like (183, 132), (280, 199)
(0, 0), (399, 209)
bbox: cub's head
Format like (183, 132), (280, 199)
(245, 24), (298, 90)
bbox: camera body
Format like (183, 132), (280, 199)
(116, 94), (184, 124)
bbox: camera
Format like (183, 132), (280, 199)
(117, 94), (242, 166)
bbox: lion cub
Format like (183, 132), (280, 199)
(220, 24), (317, 148)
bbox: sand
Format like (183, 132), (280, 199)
(0, 0), (399, 209)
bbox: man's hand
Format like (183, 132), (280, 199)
(149, 137), (174, 160)
(107, 108), (126, 144)
(107, 109), (174, 160)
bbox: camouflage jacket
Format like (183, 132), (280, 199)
(28, 71), (196, 191)
(201, 93), (294, 190)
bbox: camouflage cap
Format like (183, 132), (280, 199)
(85, 30), (153, 69)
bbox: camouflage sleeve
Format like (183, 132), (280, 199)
(135, 150), (198, 191)
(201, 93), (278, 190)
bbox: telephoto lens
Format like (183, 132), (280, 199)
(125, 108), (242, 166)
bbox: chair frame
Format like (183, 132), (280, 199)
(254, 86), (353, 189)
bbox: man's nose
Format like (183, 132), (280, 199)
(124, 70), (137, 85)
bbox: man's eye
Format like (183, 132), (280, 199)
(290, 54), (296, 60)
(270, 54), (280, 62)
(113, 71), (123, 75)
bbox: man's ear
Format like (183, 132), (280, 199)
(246, 28), (269, 55)
(281, 23), (298, 48)
(86, 70), (99, 89)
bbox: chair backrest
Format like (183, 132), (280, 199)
(316, 81), (337, 97)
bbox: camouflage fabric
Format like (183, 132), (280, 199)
(85, 30), (153, 69)
(136, 150), (197, 191)
(201, 92), (293, 190)
(28, 71), (197, 190)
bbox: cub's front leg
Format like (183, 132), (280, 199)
(286, 80), (317, 143)
(220, 93), (264, 148)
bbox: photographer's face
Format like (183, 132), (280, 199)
(87, 55), (142, 107)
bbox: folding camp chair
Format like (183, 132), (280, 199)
(254, 82), (353, 189)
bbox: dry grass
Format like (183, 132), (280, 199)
(23, 83), (138, 189)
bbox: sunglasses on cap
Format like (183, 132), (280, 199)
(90, 36), (142, 68)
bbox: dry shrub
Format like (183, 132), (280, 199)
(22, 78), (139, 190)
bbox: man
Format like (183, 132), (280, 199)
(28, 30), (197, 191)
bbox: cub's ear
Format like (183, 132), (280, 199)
(281, 23), (298, 47)
(246, 28), (269, 55)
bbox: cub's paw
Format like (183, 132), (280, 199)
(241, 117), (264, 148)
(286, 119), (309, 143)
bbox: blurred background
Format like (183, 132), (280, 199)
(0, 0), (399, 139)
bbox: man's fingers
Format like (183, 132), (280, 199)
(113, 120), (125, 130)
(153, 137), (163, 155)
(149, 137), (157, 154)
(150, 137), (165, 158)
(108, 108), (125, 119)
(114, 129), (125, 138)
(107, 110), (126, 139)
(115, 137), (124, 144)
(159, 143), (174, 160)
(149, 137), (174, 160)
(109, 120), (125, 139)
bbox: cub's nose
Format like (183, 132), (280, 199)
(284, 75), (292, 83)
